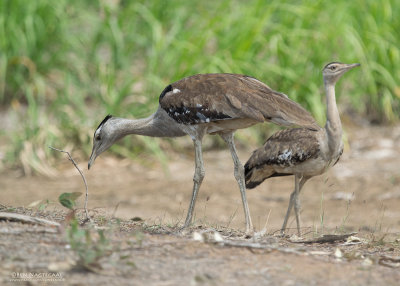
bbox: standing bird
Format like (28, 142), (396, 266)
(244, 62), (360, 236)
(88, 73), (319, 233)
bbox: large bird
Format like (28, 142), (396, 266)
(88, 73), (319, 233)
(244, 63), (360, 235)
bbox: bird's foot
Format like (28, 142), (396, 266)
(175, 221), (196, 236)
(176, 225), (189, 234)
(279, 229), (289, 238)
(243, 227), (255, 239)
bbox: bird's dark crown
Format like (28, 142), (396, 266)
(95, 114), (113, 131)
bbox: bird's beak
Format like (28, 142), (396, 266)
(346, 63), (361, 70)
(88, 148), (97, 170)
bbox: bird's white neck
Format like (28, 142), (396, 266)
(117, 107), (186, 138)
(324, 81), (342, 154)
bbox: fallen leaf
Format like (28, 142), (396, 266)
(59, 192), (82, 210)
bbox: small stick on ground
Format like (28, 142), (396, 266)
(292, 232), (358, 244)
(254, 209), (272, 238)
(49, 146), (91, 221)
(262, 209), (272, 232)
(379, 255), (400, 268)
(112, 202), (121, 218)
(217, 240), (305, 255)
(0, 212), (60, 227)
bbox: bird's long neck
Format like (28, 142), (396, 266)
(324, 81), (342, 153)
(117, 107), (186, 138)
(118, 116), (160, 137)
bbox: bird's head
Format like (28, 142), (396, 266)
(322, 62), (360, 85)
(88, 115), (120, 169)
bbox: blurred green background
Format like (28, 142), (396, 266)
(0, 0), (399, 175)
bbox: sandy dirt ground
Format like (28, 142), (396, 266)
(0, 124), (400, 285)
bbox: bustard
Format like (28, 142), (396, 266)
(88, 73), (319, 233)
(244, 62), (360, 236)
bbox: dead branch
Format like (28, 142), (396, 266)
(379, 255), (400, 268)
(216, 240), (305, 255)
(0, 212), (60, 227)
(48, 146), (90, 221)
(292, 232), (358, 244)
(0, 227), (58, 234)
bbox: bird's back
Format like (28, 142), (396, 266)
(245, 127), (325, 189)
(159, 73), (319, 130)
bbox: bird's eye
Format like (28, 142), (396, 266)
(95, 135), (101, 141)
(330, 66), (337, 71)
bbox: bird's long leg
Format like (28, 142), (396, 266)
(183, 138), (205, 228)
(293, 175), (302, 236)
(281, 176), (309, 236)
(220, 132), (253, 234)
(281, 189), (296, 235)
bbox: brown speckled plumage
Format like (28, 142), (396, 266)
(244, 128), (322, 188)
(247, 128), (321, 168)
(159, 73), (319, 130)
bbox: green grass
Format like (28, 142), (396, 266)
(0, 0), (399, 174)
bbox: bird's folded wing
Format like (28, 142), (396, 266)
(159, 73), (319, 130)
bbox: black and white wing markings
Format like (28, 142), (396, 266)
(250, 128), (321, 169)
(165, 105), (232, 124)
(160, 82), (232, 124)
(158, 74), (238, 125)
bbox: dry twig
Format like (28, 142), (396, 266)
(379, 255), (400, 268)
(0, 212), (60, 227)
(292, 232), (358, 244)
(48, 146), (90, 221)
(216, 240), (305, 255)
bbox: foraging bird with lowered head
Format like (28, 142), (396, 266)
(244, 62), (360, 236)
(88, 73), (319, 233)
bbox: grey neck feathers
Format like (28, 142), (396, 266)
(116, 107), (186, 138)
(324, 81), (342, 153)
